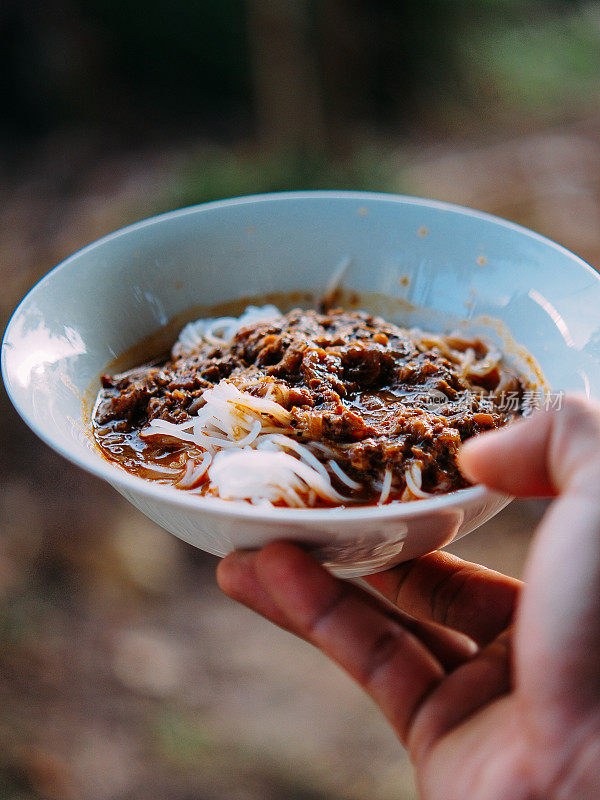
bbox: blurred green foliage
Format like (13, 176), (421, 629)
(464, 7), (600, 118)
(162, 144), (399, 210)
(3, 0), (600, 145)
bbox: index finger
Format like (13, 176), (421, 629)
(245, 541), (446, 744)
(218, 546), (478, 670)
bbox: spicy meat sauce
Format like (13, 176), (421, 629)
(93, 309), (524, 503)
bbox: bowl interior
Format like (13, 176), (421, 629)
(3, 192), (600, 519)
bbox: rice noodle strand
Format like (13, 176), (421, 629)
(139, 379), (353, 506)
(328, 459), (362, 490)
(378, 469), (393, 505)
(404, 462), (432, 499)
(173, 305), (283, 357)
(133, 306), (510, 507)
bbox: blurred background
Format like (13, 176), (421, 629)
(2, 2), (600, 798)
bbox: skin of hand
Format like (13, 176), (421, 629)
(216, 395), (600, 800)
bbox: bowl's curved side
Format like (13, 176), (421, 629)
(2, 191), (600, 567)
(113, 480), (511, 578)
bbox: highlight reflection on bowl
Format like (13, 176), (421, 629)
(3, 192), (600, 576)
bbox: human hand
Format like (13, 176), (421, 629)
(217, 396), (600, 799)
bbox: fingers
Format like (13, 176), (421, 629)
(216, 549), (301, 637)
(361, 397), (600, 649)
(219, 542), (447, 743)
(218, 546), (478, 670)
(458, 394), (600, 497)
(365, 551), (521, 646)
(458, 414), (555, 496)
(408, 629), (513, 766)
(517, 489), (600, 714)
(458, 395), (600, 715)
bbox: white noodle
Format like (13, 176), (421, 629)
(307, 441), (337, 458)
(176, 458), (196, 487)
(328, 459), (362, 490)
(410, 328), (502, 383)
(173, 305), (283, 357)
(138, 379), (352, 505)
(234, 419), (262, 447)
(208, 450), (348, 505)
(141, 425), (198, 445)
(134, 306), (511, 507)
(143, 417), (195, 432)
(404, 462), (432, 499)
(464, 346), (502, 376)
(176, 453), (212, 489)
(378, 469), (393, 505)
(250, 496), (273, 507)
(188, 433), (240, 451)
(138, 463), (183, 477)
(204, 317), (239, 346)
(460, 347), (475, 376)
(256, 433), (331, 482)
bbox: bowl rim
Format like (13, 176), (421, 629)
(5, 189), (599, 303)
(7, 187), (596, 522)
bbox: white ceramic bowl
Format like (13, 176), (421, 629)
(3, 192), (600, 577)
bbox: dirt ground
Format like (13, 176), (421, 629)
(1, 122), (599, 800)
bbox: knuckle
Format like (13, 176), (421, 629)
(429, 567), (473, 627)
(361, 628), (409, 687)
(304, 585), (348, 637)
(390, 558), (422, 605)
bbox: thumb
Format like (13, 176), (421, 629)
(461, 395), (600, 718)
(457, 394), (600, 497)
